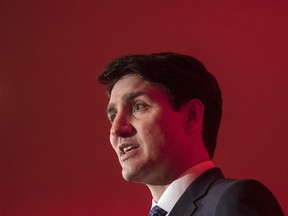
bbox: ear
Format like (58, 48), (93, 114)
(184, 99), (204, 131)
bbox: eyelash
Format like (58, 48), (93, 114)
(108, 102), (149, 123)
(108, 113), (116, 123)
(132, 102), (148, 112)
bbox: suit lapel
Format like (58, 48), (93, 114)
(168, 168), (224, 216)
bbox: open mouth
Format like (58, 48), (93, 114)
(119, 143), (139, 155)
(122, 145), (138, 154)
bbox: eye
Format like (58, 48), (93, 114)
(109, 114), (115, 123)
(107, 111), (117, 123)
(132, 102), (148, 113)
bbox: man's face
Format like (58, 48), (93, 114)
(107, 75), (188, 185)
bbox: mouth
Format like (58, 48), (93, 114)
(119, 143), (139, 155)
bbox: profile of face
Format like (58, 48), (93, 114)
(107, 75), (201, 185)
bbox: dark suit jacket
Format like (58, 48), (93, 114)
(169, 168), (284, 216)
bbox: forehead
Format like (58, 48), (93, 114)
(108, 75), (170, 105)
(110, 75), (156, 98)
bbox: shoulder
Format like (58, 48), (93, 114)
(210, 178), (284, 215)
(170, 169), (284, 216)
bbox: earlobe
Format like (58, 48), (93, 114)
(185, 99), (204, 131)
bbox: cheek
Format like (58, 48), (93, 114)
(109, 135), (117, 151)
(141, 121), (167, 148)
(148, 115), (184, 149)
(147, 116), (175, 138)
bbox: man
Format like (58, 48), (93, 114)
(98, 52), (284, 215)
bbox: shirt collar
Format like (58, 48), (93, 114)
(151, 161), (215, 214)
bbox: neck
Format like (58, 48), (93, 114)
(146, 157), (211, 202)
(147, 183), (170, 202)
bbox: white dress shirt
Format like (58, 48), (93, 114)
(150, 161), (215, 215)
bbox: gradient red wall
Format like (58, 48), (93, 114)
(1, 1), (287, 215)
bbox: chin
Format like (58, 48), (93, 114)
(122, 170), (138, 182)
(122, 169), (146, 183)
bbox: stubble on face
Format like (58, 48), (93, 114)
(108, 75), (186, 185)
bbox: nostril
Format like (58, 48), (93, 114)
(111, 124), (135, 138)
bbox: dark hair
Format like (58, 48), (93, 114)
(98, 52), (222, 159)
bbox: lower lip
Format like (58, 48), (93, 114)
(120, 148), (139, 161)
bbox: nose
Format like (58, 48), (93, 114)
(110, 113), (135, 138)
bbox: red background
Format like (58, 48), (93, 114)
(0, 1), (287, 215)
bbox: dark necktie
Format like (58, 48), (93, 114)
(148, 205), (168, 216)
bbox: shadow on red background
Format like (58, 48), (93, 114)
(0, 1), (287, 215)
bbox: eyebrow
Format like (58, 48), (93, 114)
(106, 91), (148, 116)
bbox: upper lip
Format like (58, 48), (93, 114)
(118, 142), (139, 154)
